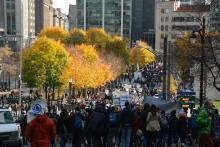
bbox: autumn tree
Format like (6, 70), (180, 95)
(0, 47), (17, 89)
(175, 32), (220, 91)
(67, 29), (87, 45)
(170, 75), (177, 97)
(87, 28), (110, 50)
(61, 45), (113, 90)
(105, 36), (129, 63)
(129, 41), (155, 69)
(22, 37), (68, 98)
(39, 27), (69, 44)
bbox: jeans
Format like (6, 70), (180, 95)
(107, 127), (120, 147)
(168, 132), (178, 145)
(121, 127), (132, 147)
(60, 135), (66, 147)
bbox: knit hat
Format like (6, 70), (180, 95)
(29, 99), (47, 115)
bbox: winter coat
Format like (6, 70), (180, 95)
(196, 106), (212, 135)
(146, 112), (161, 132)
(86, 111), (105, 135)
(25, 114), (56, 147)
(132, 112), (143, 131)
(168, 115), (178, 133)
(121, 107), (133, 127)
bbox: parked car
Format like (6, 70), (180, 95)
(0, 108), (22, 147)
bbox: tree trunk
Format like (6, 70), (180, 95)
(58, 87), (60, 98)
(45, 86), (48, 100)
(52, 86), (55, 100)
(82, 88), (87, 99)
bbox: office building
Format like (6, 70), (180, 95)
(132, 0), (155, 48)
(76, 0), (132, 38)
(210, 0), (220, 32)
(68, 5), (77, 30)
(0, 0), (35, 51)
(155, 0), (209, 50)
(35, 0), (53, 35)
(53, 8), (69, 30)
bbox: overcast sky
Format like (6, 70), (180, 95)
(53, 0), (76, 14)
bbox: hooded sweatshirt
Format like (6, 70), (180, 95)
(196, 106), (212, 135)
(25, 114), (56, 147)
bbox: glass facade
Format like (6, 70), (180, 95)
(210, 0), (220, 32)
(6, 0), (16, 35)
(76, 0), (132, 38)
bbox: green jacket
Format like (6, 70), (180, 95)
(196, 106), (212, 134)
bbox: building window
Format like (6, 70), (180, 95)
(165, 17), (169, 22)
(161, 25), (164, 31)
(161, 17), (164, 22)
(161, 34), (164, 39)
(165, 25), (168, 31)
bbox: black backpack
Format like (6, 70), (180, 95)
(73, 114), (83, 129)
(108, 112), (118, 125)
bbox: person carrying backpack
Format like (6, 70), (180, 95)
(167, 110), (178, 146)
(120, 101), (133, 147)
(158, 110), (168, 147)
(107, 106), (120, 147)
(57, 109), (69, 147)
(213, 109), (220, 147)
(190, 109), (200, 145)
(72, 107), (84, 147)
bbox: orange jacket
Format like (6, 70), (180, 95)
(25, 114), (56, 147)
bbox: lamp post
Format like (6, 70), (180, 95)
(190, 17), (205, 107)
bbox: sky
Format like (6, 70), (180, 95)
(53, 0), (76, 14)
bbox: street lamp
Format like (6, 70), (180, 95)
(190, 17), (206, 107)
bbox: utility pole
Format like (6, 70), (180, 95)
(167, 41), (171, 100)
(200, 17), (205, 107)
(162, 37), (168, 100)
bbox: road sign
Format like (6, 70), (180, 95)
(177, 92), (196, 108)
(177, 91), (196, 96)
(177, 96), (196, 101)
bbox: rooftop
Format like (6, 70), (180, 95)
(175, 5), (210, 12)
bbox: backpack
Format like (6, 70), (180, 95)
(160, 115), (168, 130)
(191, 113), (200, 130)
(213, 115), (220, 142)
(108, 112), (118, 125)
(73, 114), (83, 129)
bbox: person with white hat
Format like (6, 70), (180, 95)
(25, 99), (56, 147)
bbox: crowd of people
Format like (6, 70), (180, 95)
(15, 98), (220, 147)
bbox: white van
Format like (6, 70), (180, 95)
(0, 108), (22, 147)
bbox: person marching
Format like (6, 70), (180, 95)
(25, 99), (56, 147)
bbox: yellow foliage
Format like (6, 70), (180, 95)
(87, 28), (109, 49)
(170, 75), (176, 96)
(68, 29), (87, 45)
(76, 44), (98, 62)
(39, 27), (69, 43)
(129, 41), (155, 67)
(61, 45), (113, 89)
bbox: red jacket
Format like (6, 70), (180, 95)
(25, 114), (56, 147)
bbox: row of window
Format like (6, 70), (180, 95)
(161, 16), (200, 23)
(161, 8), (171, 14)
(161, 25), (200, 31)
(172, 17), (200, 22)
